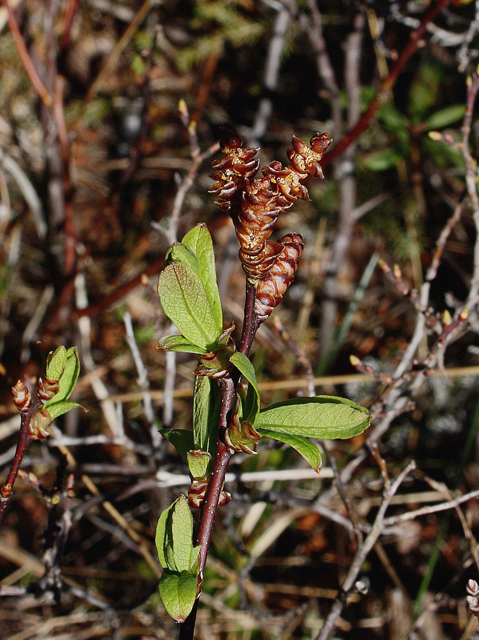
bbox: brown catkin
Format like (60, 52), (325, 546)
(210, 126), (331, 283)
(254, 233), (304, 323)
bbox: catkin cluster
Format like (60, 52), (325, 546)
(210, 125), (331, 323)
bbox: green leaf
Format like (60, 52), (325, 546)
(423, 104), (466, 131)
(158, 571), (198, 623)
(363, 148), (406, 172)
(187, 450), (212, 480)
(45, 346), (67, 380)
(408, 62), (443, 121)
(377, 102), (411, 133)
(256, 396), (371, 440)
(46, 401), (83, 421)
(158, 262), (221, 350)
(159, 335), (207, 355)
(230, 352), (260, 425)
(164, 243), (201, 275)
(161, 429), (195, 463)
(193, 376), (219, 455)
(44, 347), (80, 408)
(171, 496), (199, 572)
(155, 504), (172, 570)
(182, 225), (223, 335)
(155, 496), (200, 573)
(256, 429), (322, 472)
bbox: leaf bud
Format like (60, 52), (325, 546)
(0, 483), (12, 499)
(349, 355), (361, 368)
(225, 413), (261, 455)
(377, 258), (389, 273)
(441, 310), (452, 327)
(459, 308), (469, 322)
(37, 376), (60, 402)
(28, 408), (52, 440)
(12, 380), (32, 413)
(392, 264), (402, 281)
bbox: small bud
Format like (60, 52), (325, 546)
(178, 99), (188, 118)
(392, 264), (402, 281)
(28, 408), (52, 440)
(442, 310), (452, 327)
(51, 494), (61, 506)
(12, 380), (32, 413)
(225, 414), (261, 454)
(459, 308), (469, 322)
(355, 577), (370, 595)
(467, 579), (479, 617)
(467, 579), (479, 596)
(428, 131), (442, 141)
(187, 479), (209, 508)
(349, 355), (361, 368)
(377, 258), (389, 273)
(37, 376), (60, 402)
(188, 120), (197, 135)
(218, 490), (231, 506)
(0, 483), (12, 499)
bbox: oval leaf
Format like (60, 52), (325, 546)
(230, 352), (260, 425)
(165, 243), (202, 281)
(44, 347), (80, 408)
(187, 450), (213, 480)
(159, 571), (198, 623)
(193, 376), (220, 455)
(171, 495), (198, 572)
(423, 104), (466, 131)
(158, 263), (221, 350)
(256, 396), (371, 440)
(46, 346), (67, 380)
(161, 429), (195, 463)
(47, 401), (83, 421)
(182, 225), (223, 335)
(155, 503), (172, 570)
(159, 335), (207, 355)
(155, 496), (200, 573)
(256, 429), (322, 473)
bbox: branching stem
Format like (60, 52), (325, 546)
(179, 279), (260, 639)
(323, 0), (452, 168)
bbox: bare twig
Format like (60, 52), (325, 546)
(322, 0), (454, 168)
(383, 490), (479, 527)
(123, 311), (160, 447)
(1, 0), (53, 106)
(315, 460), (416, 640)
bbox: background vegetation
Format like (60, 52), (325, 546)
(0, 1), (478, 638)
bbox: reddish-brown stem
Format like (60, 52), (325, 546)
(323, 0), (452, 168)
(238, 280), (259, 355)
(179, 280), (261, 639)
(60, 0), (81, 50)
(0, 402), (40, 523)
(2, 0), (53, 107)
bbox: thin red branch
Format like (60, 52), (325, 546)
(323, 0), (453, 168)
(60, 0), (81, 50)
(0, 402), (40, 523)
(2, 0), (53, 107)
